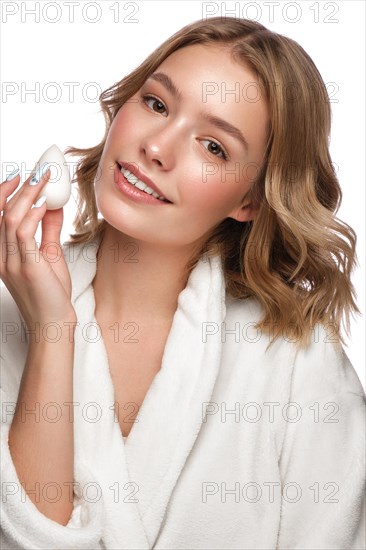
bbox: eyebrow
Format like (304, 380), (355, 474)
(147, 72), (250, 152)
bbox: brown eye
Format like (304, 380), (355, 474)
(143, 95), (167, 115)
(201, 139), (228, 161)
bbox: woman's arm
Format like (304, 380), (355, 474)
(0, 170), (103, 548)
(8, 318), (77, 525)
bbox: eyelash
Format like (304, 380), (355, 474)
(141, 94), (229, 161)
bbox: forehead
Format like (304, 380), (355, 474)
(155, 44), (260, 99)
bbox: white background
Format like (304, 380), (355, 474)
(1, 0), (365, 389)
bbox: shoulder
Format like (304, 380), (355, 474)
(290, 323), (366, 405)
(225, 294), (365, 403)
(225, 293), (264, 325)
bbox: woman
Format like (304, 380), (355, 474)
(1, 17), (365, 550)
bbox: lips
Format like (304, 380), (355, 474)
(117, 161), (173, 203)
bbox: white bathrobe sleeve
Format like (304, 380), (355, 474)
(276, 324), (366, 550)
(0, 285), (104, 550)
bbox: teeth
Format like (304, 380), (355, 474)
(120, 166), (167, 201)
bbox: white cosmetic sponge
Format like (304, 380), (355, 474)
(33, 144), (71, 210)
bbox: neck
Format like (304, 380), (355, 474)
(92, 224), (204, 321)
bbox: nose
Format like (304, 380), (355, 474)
(140, 127), (177, 170)
(141, 143), (163, 167)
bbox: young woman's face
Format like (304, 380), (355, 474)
(94, 44), (269, 248)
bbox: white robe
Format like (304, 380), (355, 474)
(1, 235), (365, 550)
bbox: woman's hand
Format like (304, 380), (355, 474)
(0, 165), (77, 333)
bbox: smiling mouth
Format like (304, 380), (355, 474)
(117, 162), (172, 203)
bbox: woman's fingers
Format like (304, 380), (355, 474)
(2, 170), (41, 213)
(0, 162), (75, 328)
(0, 172), (21, 213)
(0, 172), (22, 277)
(39, 205), (73, 309)
(0, 167), (43, 215)
(39, 207), (73, 296)
(15, 195), (49, 268)
(0, 174), (20, 279)
(1, 166), (51, 273)
(39, 208), (64, 261)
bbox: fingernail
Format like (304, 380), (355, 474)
(6, 169), (20, 181)
(29, 163), (51, 186)
(32, 195), (47, 208)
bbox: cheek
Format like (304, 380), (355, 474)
(182, 169), (240, 219)
(107, 104), (142, 144)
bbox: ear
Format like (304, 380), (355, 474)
(227, 200), (259, 222)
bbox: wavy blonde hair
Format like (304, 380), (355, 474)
(64, 16), (360, 351)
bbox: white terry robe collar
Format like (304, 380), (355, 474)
(63, 234), (227, 549)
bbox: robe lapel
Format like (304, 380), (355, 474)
(68, 239), (149, 549)
(122, 252), (226, 547)
(64, 237), (226, 549)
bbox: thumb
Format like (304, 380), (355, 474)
(39, 207), (64, 260)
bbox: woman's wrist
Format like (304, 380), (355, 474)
(25, 313), (78, 346)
